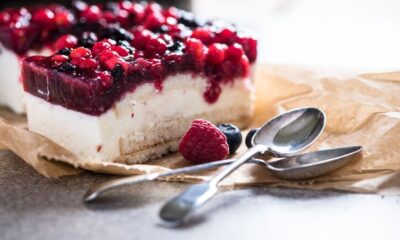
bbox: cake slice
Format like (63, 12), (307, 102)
(21, 2), (257, 165)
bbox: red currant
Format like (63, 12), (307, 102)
(54, 34), (78, 50)
(81, 5), (102, 22)
(207, 43), (227, 65)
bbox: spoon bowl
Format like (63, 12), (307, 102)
(266, 146), (363, 180)
(253, 107), (326, 156)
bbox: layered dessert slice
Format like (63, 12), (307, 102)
(21, 2), (257, 164)
(0, 1), (174, 113)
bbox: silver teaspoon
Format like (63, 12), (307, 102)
(159, 107), (326, 226)
(84, 146), (360, 202)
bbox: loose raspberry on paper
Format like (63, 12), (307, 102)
(179, 119), (229, 164)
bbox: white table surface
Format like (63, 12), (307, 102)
(2, 0), (400, 239)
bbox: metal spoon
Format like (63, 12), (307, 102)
(83, 145), (360, 202)
(159, 107), (325, 226)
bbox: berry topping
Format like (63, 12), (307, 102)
(80, 5), (102, 23)
(245, 128), (259, 149)
(143, 11), (165, 30)
(79, 32), (98, 48)
(32, 8), (55, 27)
(191, 28), (214, 44)
(217, 124), (242, 154)
(92, 41), (112, 55)
(97, 71), (113, 88)
(99, 50), (120, 70)
(226, 43), (245, 61)
(238, 36), (257, 63)
(185, 38), (205, 68)
(216, 28), (237, 45)
(207, 43), (227, 64)
(55, 10), (75, 28)
(179, 119), (229, 164)
(112, 45), (130, 57)
(50, 54), (69, 67)
(70, 47), (92, 59)
(71, 57), (97, 70)
(145, 37), (167, 56)
(17, 2), (257, 116)
(57, 48), (72, 56)
(54, 34), (78, 51)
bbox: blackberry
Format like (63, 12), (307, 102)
(57, 62), (75, 72)
(178, 11), (204, 29)
(103, 24), (133, 42)
(58, 48), (72, 56)
(79, 32), (98, 48)
(167, 40), (184, 53)
(217, 124), (242, 154)
(111, 64), (124, 80)
(117, 40), (135, 54)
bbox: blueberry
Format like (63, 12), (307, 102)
(245, 128), (259, 149)
(217, 124), (242, 154)
(58, 48), (72, 56)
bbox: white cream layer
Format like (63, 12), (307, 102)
(26, 74), (254, 165)
(0, 44), (51, 113)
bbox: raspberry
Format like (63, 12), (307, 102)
(179, 119), (229, 164)
(92, 41), (112, 55)
(191, 28), (214, 44)
(50, 54), (69, 63)
(145, 38), (167, 56)
(70, 47), (92, 59)
(112, 45), (130, 57)
(99, 50), (120, 70)
(216, 28), (237, 44)
(71, 57), (97, 70)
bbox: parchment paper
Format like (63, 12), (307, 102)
(1, 65), (400, 194)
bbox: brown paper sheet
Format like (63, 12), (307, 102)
(1, 64), (400, 194)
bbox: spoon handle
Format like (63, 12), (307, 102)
(83, 158), (267, 202)
(159, 145), (266, 226)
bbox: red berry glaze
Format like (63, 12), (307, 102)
(179, 119), (229, 164)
